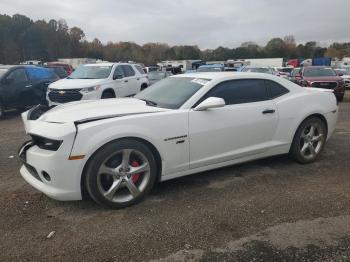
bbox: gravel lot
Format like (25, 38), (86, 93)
(1, 92), (350, 261)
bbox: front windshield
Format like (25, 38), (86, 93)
(197, 67), (223, 72)
(303, 67), (336, 77)
(148, 72), (165, 80)
(243, 67), (270, 73)
(278, 68), (293, 73)
(0, 68), (9, 78)
(135, 77), (208, 109)
(68, 65), (112, 79)
(291, 69), (300, 77)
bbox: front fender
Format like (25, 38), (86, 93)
(70, 111), (190, 176)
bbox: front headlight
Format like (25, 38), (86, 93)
(31, 135), (63, 151)
(81, 85), (100, 93)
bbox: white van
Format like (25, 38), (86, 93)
(47, 63), (149, 105)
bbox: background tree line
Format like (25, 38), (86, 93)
(1, 14), (350, 65)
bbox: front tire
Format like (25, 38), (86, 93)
(290, 117), (327, 164)
(85, 139), (157, 208)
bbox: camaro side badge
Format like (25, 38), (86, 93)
(164, 135), (187, 142)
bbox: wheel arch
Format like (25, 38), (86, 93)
(80, 136), (162, 199)
(141, 83), (148, 90)
(289, 113), (328, 152)
(101, 88), (116, 97)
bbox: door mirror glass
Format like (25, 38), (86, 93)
(194, 97), (225, 111)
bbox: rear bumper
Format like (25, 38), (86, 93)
(325, 110), (338, 140)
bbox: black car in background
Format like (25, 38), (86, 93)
(44, 65), (68, 79)
(0, 65), (58, 118)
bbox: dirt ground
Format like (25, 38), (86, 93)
(0, 92), (350, 262)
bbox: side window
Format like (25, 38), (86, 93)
(7, 69), (28, 83)
(122, 65), (136, 77)
(113, 66), (124, 78)
(27, 67), (53, 80)
(134, 65), (145, 74)
(200, 79), (268, 105)
(265, 80), (289, 99)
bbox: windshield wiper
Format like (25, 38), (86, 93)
(138, 98), (158, 107)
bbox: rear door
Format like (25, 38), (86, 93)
(189, 79), (279, 169)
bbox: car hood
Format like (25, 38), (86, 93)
(49, 78), (106, 89)
(303, 76), (342, 82)
(341, 75), (350, 79)
(38, 98), (169, 123)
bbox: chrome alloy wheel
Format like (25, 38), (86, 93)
(97, 149), (151, 203)
(299, 123), (325, 160)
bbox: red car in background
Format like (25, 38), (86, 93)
(46, 62), (73, 75)
(296, 66), (345, 101)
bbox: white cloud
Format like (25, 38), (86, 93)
(1, 0), (350, 49)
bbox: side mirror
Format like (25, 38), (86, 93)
(338, 73), (344, 77)
(194, 97), (225, 111)
(113, 74), (123, 80)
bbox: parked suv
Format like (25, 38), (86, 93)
(297, 66), (345, 101)
(47, 63), (149, 105)
(0, 65), (58, 118)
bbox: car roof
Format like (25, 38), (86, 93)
(0, 65), (18, 69)
(83, 62), (136, 67)
(199, 64), (224, 68)
(173, 72), (280, 81)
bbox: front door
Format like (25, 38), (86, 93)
(2, 68), (30, 108)
(189, 79), (278, 169)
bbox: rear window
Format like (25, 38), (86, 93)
(27, 67), (55, 80)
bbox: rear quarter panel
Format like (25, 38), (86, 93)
(274, 90), (337, 145)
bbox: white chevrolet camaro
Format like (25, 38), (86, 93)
(19, 72), (338, 208)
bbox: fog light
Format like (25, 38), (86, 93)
(42, 171), (51, 181)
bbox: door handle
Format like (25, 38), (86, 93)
(262, 109), (275, 114)
(124, 80), (128, 83)
(137, 78), (140, 80)
(25, 85), (32, 88)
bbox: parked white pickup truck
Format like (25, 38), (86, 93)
(47, 63), (149, 105)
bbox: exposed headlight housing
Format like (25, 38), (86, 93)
(81, 85), (100, 93)
(31, 135), (63, 151)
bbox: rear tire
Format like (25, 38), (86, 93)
(290, 117), (327, 164)
(101, 90), (116, 99)
(85, 139), (157, 208)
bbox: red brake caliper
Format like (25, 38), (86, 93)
(131, 161), (141, 183)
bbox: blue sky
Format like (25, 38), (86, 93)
(2, 0), (350, 49)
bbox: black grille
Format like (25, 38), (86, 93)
(311, 82), (337, 89)
(48, 89), (83, 103)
